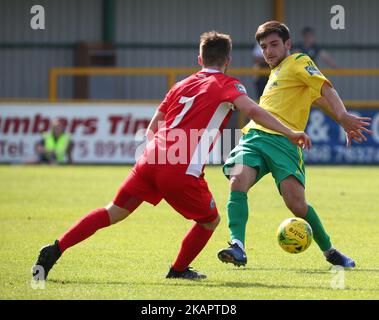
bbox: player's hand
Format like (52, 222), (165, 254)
(339, 112), (373, 135)
(289, 131), (312, 150)
(346, 130), (367, 147)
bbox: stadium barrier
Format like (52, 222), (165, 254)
(48, 67), (379, 108)
(0, 103), (223, 164)
(1, 103), (378, 165)
(0, 67), (378, 164)
(303, 108), (379, 164)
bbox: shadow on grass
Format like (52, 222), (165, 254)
(250, 267), (330, 274)
(48, 279), (131, 286)
(341, 268), (379, 273)
(247, 266), (379, 274)
(155, 280), (378, 292)
(47, 277), (378, 292)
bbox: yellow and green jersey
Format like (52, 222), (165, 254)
(242, 53), (332, 135)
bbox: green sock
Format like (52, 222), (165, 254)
(305, 205), (332, 252)
(227, 191), (249, 245)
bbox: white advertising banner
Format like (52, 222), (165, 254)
(0, 103), (222, 164)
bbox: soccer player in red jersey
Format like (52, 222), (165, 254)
(32, 31), (311, 280)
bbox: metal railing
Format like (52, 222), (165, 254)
(48, 67), (379, 108)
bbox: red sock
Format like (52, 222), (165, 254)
(58, 208), (110, 254)
(172, 223), (214, 272)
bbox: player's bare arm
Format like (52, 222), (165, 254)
(313, 96), (364, 145)
(233, 95), (312, 149)
(314, 89), (373, 146)
(320, 83), (372, 134)
(319, 50), (340, 69)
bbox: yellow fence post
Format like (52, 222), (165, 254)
(49, 68), (58, 102)
(167, 71), (176, 91)
(273, 0), (285, 22)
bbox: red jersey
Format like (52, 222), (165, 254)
(141, 68), (247, 177)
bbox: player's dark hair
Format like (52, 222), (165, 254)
(255, 21), (290, 44)
(200, 31), (232, 67)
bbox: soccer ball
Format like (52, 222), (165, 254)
(277, 218), (313, 254)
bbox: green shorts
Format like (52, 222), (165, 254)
(223, 129), (305, 193)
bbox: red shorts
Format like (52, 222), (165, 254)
(113, 162), (218, 224)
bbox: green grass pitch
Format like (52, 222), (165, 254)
(0, 165), (378, 300)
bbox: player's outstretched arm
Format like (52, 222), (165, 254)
(320, 83), (372, 132)
(313, 96), (362, 145)
(315, 85), (373, 146)
(319, 50), (341, 69)
(233, 95), (312, 149)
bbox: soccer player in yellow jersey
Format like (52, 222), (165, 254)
(218, 21), (372, 268)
